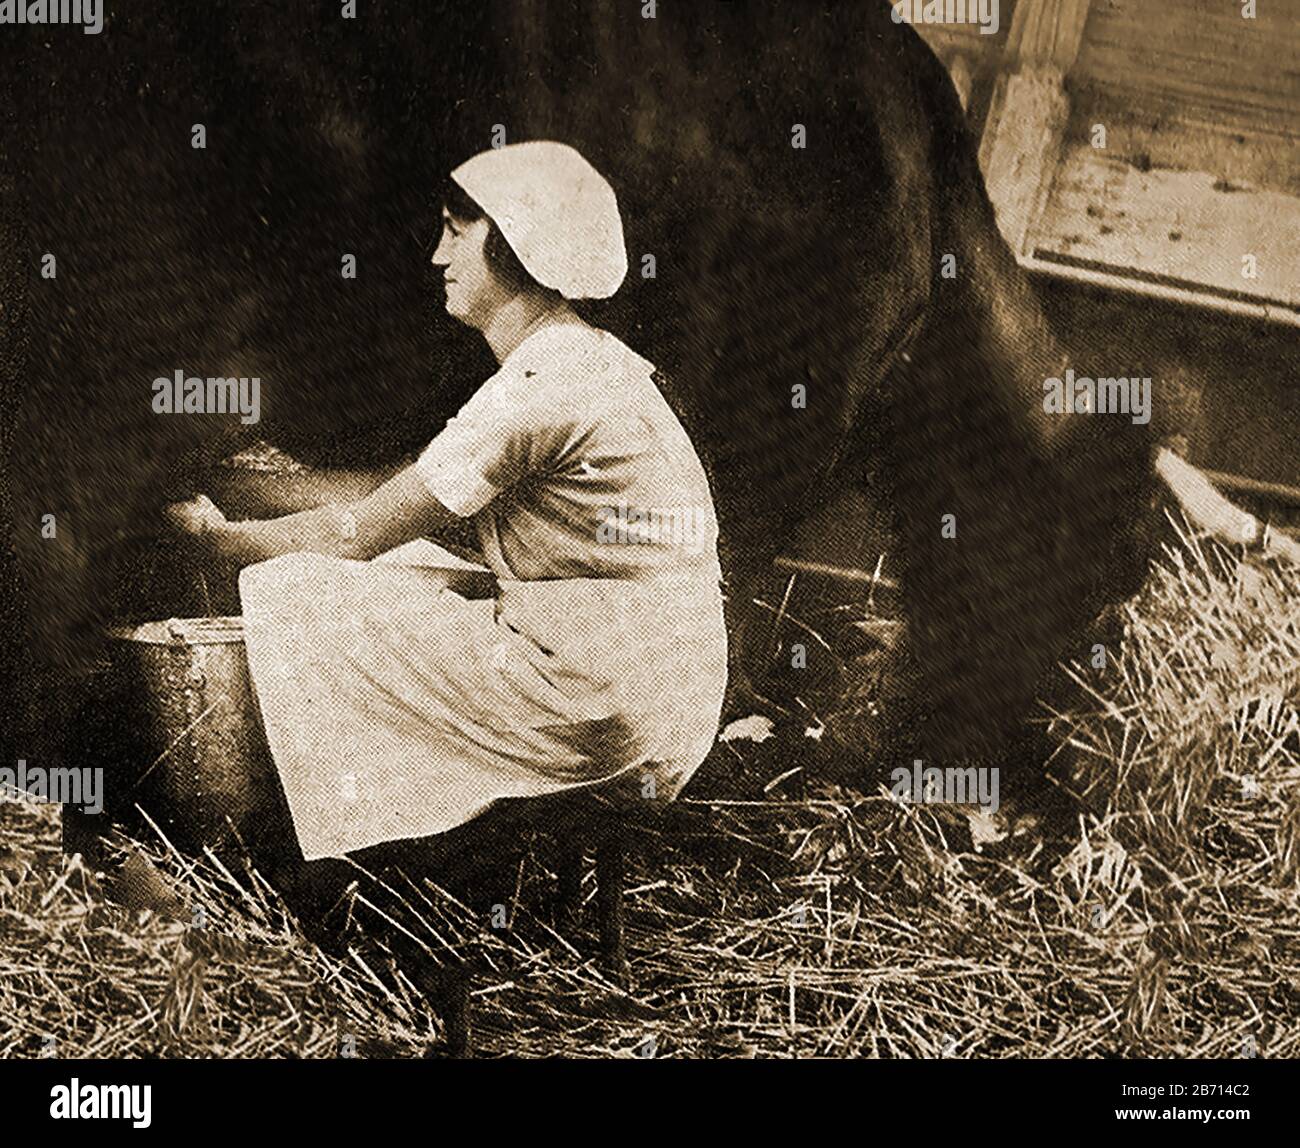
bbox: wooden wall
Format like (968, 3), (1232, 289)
(799, 0), (1300, 574)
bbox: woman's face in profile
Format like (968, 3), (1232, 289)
(431, 208), (499, 327)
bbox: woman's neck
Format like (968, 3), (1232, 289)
(481, 293), (582, 364)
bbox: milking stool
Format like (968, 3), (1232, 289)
(551, 805), (632, 983)
(395, 788), (643, 1055)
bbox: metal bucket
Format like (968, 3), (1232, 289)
(101, 615), (294, 859)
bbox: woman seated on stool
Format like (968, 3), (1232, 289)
(168, 141), (728, 871)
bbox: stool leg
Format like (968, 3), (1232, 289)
(555, 845), (584, 928)
(596, 830), (628, 985)
(438, 966), (471, 1058)
(413, 962), (471, 1058)
(61, 806), (107, 868)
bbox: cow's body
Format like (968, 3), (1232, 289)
(2, 2), (1159, 784)
(876, 18), (1160, 760)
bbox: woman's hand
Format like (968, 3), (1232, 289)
(164, 494), (228, 542)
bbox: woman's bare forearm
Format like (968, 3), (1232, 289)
(205, 465), (459, 568)
(243, 461), (413, 516)
(208, 503), (357, 566)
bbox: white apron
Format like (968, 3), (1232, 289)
(240, 549), (726, 860)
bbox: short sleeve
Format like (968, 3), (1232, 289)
(415, 358), (574, 517)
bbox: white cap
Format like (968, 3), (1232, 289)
(450, 141), (628, 300)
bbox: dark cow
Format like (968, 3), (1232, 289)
(2, 2), (1196, 801)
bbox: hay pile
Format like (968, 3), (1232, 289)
(1, 523), (1297, 1058)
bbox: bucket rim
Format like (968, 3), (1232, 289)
(104, 616), (246, 645)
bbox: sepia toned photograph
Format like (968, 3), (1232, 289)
(0, 0), (1297, 1114)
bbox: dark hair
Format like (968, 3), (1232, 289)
(442, 180), (559, 299)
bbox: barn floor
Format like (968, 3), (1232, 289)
(2, 522), (1299, 1059)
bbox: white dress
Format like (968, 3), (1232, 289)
(238, 322), (728, 860)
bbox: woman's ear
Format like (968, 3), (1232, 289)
(483, 224), (537, 294)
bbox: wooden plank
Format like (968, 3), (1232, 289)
(1063, 84), (1300, 197)
(1019, 253), (1300, 326)
(1204, 469), (1300, 509)
(979, 0), (1300, 322)
(978, 0), (1093, 254)
(980, 69), (1071, 254)
(1004, 0), (1093, 67)
(1028, 141), (1300, 310)
(773, 555), (899, 589)
(1073, 0), (1300, 134)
